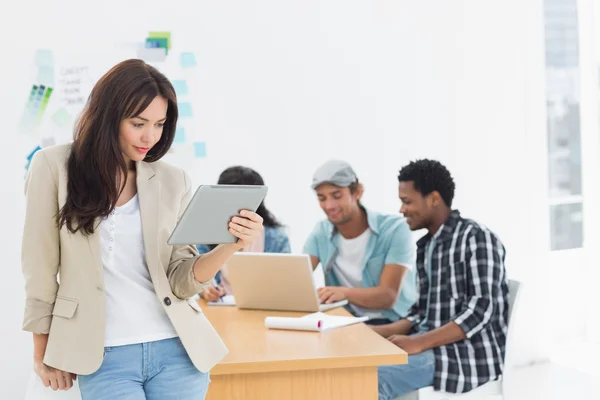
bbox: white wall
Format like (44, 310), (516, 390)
(0, 1), (550, 398)
(580, 0), (600, 343)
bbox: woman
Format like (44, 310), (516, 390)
(198, 166), (290, 302)
(21, 59), (264, 399)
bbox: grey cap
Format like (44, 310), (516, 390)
(312, 160), (358, 189)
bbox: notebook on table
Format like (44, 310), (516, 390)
(265, 312), (369, 332)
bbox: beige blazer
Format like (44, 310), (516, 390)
(21, 144), (228, 375)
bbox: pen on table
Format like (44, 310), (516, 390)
(214, 285), (225, 301)
(214, 273), (225, 301)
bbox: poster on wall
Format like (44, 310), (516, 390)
(21, 33), (206, 174)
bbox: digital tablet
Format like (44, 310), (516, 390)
(167, 184), (268, 245)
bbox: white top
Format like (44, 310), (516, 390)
(335, 229), (386, 320)
(100, 194), (177, 347)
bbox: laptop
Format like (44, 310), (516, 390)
(226, 253), (348, 312)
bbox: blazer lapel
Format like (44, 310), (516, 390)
(86, 163), (160, 284)
(87, 219), (103, 283)
(137, 161), (161, 279)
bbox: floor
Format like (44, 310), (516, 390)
(396, 361), (599, 400)
(504, 361), (599, 400)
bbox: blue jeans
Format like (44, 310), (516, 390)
(378, 347), (435, 400)
(79, 337), (210, 400)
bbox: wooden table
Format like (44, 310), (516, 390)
(201, 303), (407, 400)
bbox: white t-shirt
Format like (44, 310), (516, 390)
(100, 194), (177, 347)
(334, 229), (386, 320)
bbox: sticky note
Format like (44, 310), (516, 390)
(193, 142), (206, 158)
(52, 108), (72, 127)
(146, 38), (168, 54)
(27, 146), (42, 161)
(31, 87), (52, 127)
(149, 31), (171, 49)
(174, 127), (186, 143)
(172, 80), (188, 96)
(37, 65), (54, 86)
(41, 137), (56, 148)
(178, 102), (193, 117)
(25, 146), (42, 170)
(180, 52), (197, 68)
(136, 48), (167, 62)
(35, 49), (53, 67)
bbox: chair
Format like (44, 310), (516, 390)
(402, 279), (522, 400)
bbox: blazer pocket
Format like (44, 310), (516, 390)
(52, 297), (79, 319)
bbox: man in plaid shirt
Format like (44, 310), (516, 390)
(374, 160), (509, 399)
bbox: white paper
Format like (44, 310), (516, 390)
(265, 316), (322, 331)
(41, 137), (56, 148)
(207, 294), (236, 306)
(265, 312), (368, 332)
(136, 47), (167, 62)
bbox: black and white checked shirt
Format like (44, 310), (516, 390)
(406, 210), (509, 394)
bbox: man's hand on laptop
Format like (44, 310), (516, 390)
(318, 286), (348, 304)
(201, 285), (226, 302)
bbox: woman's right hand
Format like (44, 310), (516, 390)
(200, 285), (226, 302)
(34, 359), (77, 391)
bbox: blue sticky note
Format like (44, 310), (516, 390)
(172, 80), (188, 96)
(27, 146), (42, 161)
(174, 127), (186, 143)
(25, 146), (42, 171)
(178, 102), (193, 117)
(37, 66), (54, 86)
(193, 142), (206, 158)
(35, 49), (54, 67)
(180, 52), (197, 68)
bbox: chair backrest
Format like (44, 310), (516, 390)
(502, 279), (522, 392)
(417, 280), (522, 398)
(507, 279), (521, 324)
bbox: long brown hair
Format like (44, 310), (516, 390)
(58, 59), (178, 235)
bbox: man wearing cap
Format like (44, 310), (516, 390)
(303, 160), (417, 325)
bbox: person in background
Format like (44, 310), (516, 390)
(21, 59), (264, 399)
(303, 160), (417, 325)
(197, 166), (291, 302)
(375, 159), (509, 400)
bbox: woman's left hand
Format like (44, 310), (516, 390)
(228, 210), (264, 249)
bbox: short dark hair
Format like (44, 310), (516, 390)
(348, 179), (361, 194)
(398, 159), (455, 207)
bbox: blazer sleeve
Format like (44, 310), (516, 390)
(22, 151), (60, 334)
(166, 170), (213, 299)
